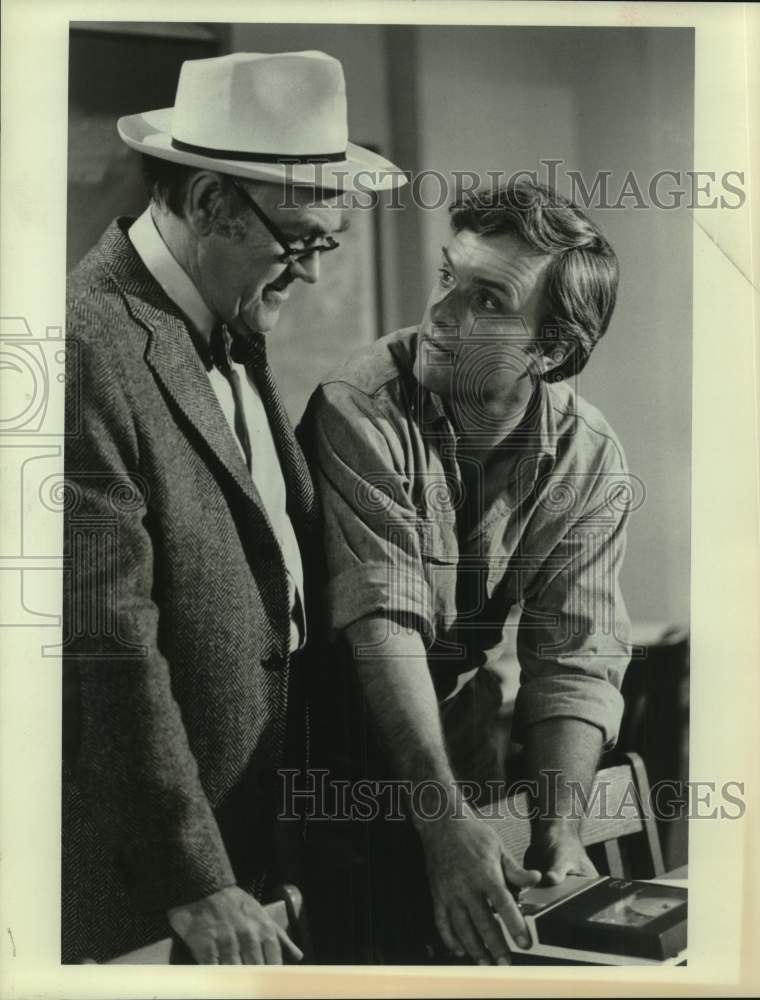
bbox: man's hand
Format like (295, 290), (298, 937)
(417, 804), (541, 964)
(167, 886), (304, 964)
(525, 820), (598, 885)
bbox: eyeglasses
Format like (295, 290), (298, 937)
(229, 178), (340, 265)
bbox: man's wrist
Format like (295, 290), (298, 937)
(411, 780), (470, 836)
(531, 815), (584, 844)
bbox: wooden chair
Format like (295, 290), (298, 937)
(90, 883), (313, 964)
(480, 751), (666, 879)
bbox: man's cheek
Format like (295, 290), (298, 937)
(481, 370), (518, 405)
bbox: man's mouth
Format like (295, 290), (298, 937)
(420, 332), (458, 363)
(262, 275), (293, 306)
(263, 287), (289, 306)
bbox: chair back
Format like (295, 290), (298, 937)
(481, 751), (665, 879)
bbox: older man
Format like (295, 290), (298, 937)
(302, 179), (633, 964)
(62, 50), (404, 964)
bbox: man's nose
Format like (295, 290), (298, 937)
(290, 252), (320, 284)
(429, 289), (459, 329)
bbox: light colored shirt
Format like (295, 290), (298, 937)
(129, 208), (304, 651)
(304, 327), (633, 749)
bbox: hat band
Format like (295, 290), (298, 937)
(171, 137), (346, 164)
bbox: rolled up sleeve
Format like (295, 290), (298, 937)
(513, 474), (632, 748)
(303, 384), (434, 640)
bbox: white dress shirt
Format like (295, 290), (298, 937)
(129, 207), (305, 651)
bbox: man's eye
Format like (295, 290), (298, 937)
(438, 267), (454, 288)
(474, 290), (500, 312)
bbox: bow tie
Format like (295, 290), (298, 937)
(203, 322), (318, 544)
(207, 323), (267, 371)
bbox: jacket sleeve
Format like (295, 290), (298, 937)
(63, 311), (236, 913)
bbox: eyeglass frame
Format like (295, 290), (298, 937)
(228, 177), (340, 265)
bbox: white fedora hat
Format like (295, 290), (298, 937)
(118, 50), (407, 193)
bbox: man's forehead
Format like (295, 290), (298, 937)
(448, 229), (550, 289)
(254, 180), (340, 209)
(285, 197), (343, 219)
(258, 182), (344, 235)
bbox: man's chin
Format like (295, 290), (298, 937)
(413, 356), (451, 398)
(242, 302), (281, 336)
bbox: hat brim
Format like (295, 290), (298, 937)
(117, 108), (407, 192)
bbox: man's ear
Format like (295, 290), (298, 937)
(541, 340), (573, 375)
(183, 171), (227, 236)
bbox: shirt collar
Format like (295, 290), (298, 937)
(128, 207), (216, 351)
(504, 377), (558, 463)
(388, 331), (449, 428)
(396, 328), (557, 463)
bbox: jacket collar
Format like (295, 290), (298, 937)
(95, 218), (269, 514)
(128, 206), (216, 355)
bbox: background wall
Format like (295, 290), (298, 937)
(67, 23), (226, 270)
(68, 23), (693, 632)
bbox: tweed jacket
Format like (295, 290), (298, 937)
(62, 219), (312, 962)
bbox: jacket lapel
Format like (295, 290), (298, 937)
(99, 220), (271, 517)
(143, 313), (267, 509)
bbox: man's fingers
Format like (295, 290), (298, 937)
(543, 860), (587, 884)
(261, 931), (283, 965)
(216, 930), (242, 965)
(501, 854), (542, 889)
(433, 902), (465, 958)
(542, 847), (598, 884)
(187, 934), (220, 964)
(471, 900), (511, 965)
(274, 923), (304, 962)
(489, 882), (532, 950)
(238, 922), (301, 965)
(168, 888), (294, 966)
(218, 946), (243, 965)
(543, 867), (566, 885)
(450, 906), (489, 965)
(241, 939), (265, 965)
(238, 926), (265, 965)
(542, 855), (572, 884)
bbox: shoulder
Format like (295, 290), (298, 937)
(65, 227), (158, 449)
(68, 222), (129, 320)
(66, 221), (149, 367)
(539, 380), (633, 520)
(302, 328), (418, 467)
(306, 326), (417, 432)
(547, 379), (628, 475)
(319, 326), (418, 399)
